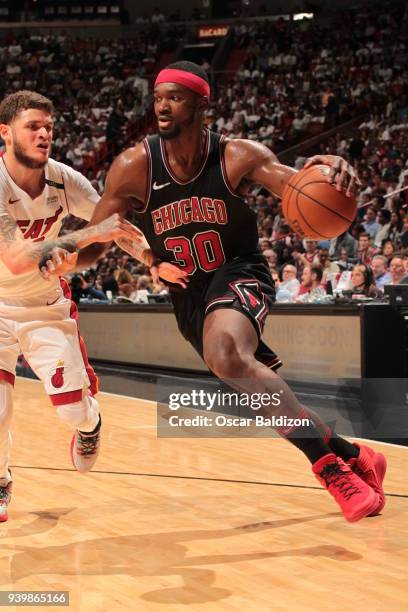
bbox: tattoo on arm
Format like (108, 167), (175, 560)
(0, 215), (18, 252)
(36, 239), (78, 269)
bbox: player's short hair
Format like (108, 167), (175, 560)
(0, 90), (53, 124)
(359, 232), (371, 240)
(166, 61), (209, 83)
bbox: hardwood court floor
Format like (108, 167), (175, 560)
(0, 377), (407, 611)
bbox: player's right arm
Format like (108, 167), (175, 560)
(0, 203), (140, 276)
(40, 144), (188, 287)
(77, 143), (155, 265)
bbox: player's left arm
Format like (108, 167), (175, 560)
(227, 140), (359, 197)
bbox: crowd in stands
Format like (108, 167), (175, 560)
(65, 4), (408, 305)
(0, 28), (172, 180)
(71, 102), (408, 305)
(250, 105), (408, 303)
(1, 5), (408, 305)
(207, 5), (408, 153)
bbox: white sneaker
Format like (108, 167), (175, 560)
(0, 471), (12, 522)
(70, 416), (101, 473)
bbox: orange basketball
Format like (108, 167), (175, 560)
(281, 164), (356, 239)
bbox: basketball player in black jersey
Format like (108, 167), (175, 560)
(41, 61), (386, 522)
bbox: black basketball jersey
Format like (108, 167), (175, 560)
(137, 129), (259, 283)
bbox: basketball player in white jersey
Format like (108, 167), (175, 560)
(0, 90), (148, 522)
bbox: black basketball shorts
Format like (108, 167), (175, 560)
(169, 252), (282, 371)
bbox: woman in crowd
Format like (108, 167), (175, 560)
(350, 264), (382, 298)
(381, 240), (396, 264)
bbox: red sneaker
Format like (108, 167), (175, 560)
(348, 443), (387, 516)
(313, 453), (379, 522)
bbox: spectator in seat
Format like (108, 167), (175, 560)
(259, 238), (271, 252)
(276, 264), (300, 302)
(70, 273), (88, 304)
(349, 131), (365, 162)
(334, 247), (354, 271)
(263, 248), (278, 274)
(374, 209), (391, 247)
(388, 211), (404, 244)
(106, 105), (126, 157)
(114, 256), (133, 284)
(151, 7), (166, 23)
(381, 239), (396, 264)
(297, 239), (318, 264)
(102, 266), (119, 297)
(362, 207), (380, 240)
(314, 247), (339, 282)
(399, 215), (408, 249)
(351, 223), (366, 242)
(350, 264), (382, 298)
(357, 232), (378, 265)
(329, 231), (358, 260)
(399, 255), (408, 284)
(84, 270), (107, 300)
(297, 265), (326, 300)
(389, 256), (406, 285)
(204, 109), (217, 132)
(371, 255), (392, 290)
(116, 283), (134, 302)
(404, 254), (408, 276)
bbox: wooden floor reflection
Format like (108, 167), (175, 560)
(1, 378), (407, 611)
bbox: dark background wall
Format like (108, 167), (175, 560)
(122, 0), (386, 20)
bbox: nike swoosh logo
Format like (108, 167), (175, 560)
(46, 297), (59, 306)
(9, 198), (19, 204)
(153, 181), (171, 191)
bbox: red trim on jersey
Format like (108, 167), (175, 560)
(160, 129), (210, 185)
(59, 167), (70, 215)
(141, 138), (152, 212)
(50, 389), (83, 406)
(53, 278), (99, 399)
(204, 296), (235, 314)
(0, 370), (15, 387)
(264, 357), (282, 371)
(229, 278), (268, 334)
(219, 135), (242, 198)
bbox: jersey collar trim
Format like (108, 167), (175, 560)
(159, 128), (210, 186)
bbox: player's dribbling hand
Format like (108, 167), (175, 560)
(303, 155), (361, 198)
(152, 261), (189, 289)
(39, 248), (78, 280)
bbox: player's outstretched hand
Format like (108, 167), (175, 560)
(303, 155), (361, 198)
(94, 214), (144, 243)
(40, 248), (78, 280)
(152, 261), (189, 289)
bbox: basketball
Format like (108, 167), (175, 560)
(281, 164), (357, 239)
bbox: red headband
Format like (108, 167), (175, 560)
(154, 68), (210, 98)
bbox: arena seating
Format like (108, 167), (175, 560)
(0, 4), (407, 301)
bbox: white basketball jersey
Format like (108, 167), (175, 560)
(0, 157), (99, 300)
